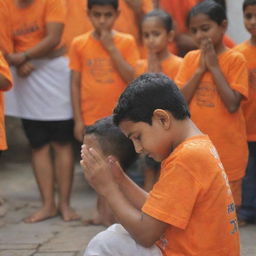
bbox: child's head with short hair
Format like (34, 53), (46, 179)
(186, 0), (227, 50)
(141, 9), (174, 55)
(242, 0), (256, 37)
(113, 73), (190, 162)
(84, 115), (137, 170)
(87, 0), (119, 34)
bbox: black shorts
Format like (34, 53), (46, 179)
(21, 119), (74, 149)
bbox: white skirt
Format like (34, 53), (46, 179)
(5, 56), (72, 121)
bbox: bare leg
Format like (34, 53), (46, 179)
(84, 195), (116, 227)
(52, 142), (80, 221)
(24, 144), (58, 223)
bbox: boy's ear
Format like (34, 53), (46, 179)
(167, 30), (175, 43)
(152, 109), (172, 129)
(221, 19), (228, 32)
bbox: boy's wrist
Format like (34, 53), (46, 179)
(23, 51), (31, 61)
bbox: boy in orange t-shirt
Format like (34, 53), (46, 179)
(234, 0), (256, 225)
(175, 1), (248, 207)
(0, 0), (79, 223)
(69, 0), (140, 142)
(80, 73), (240, 256)
(65, 0), (152, 56)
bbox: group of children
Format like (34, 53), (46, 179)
(0, 0), (256, 254)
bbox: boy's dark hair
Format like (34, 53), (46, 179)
(142, 9), (173, 32)
(113, 73), (190, 126)
(186, 0), (227, 27)
(243, 0), (256, 11)
(87, 0), (118, 10)
(85, 116), (137, 169)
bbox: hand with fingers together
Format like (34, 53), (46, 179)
(80, 145), (123, 196)
(201, 38), (219, 71)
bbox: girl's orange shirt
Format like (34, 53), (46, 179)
(175, 49), (248, 181)
(135, 54), (182, 79)
(0, 52), (12, 150)
(234, 40), (256, 141)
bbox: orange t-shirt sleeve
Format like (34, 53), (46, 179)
(0, 0), (13, 53)
(225, 53), (248, 100)
(68, 37), (84, 72)
(121, 35), (140, 68)
(174, 52), (193, 87)
(0, 52), (12, 90)
(45, 0), (66, 23)
(142, 162), (201, 230)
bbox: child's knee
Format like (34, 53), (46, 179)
(84, 224), (133, 256)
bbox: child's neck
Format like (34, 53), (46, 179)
(156, 48), (171, 62)
(214, 42), (227, 55)
(172, 119), (202, 150)
(250, 36), (256, 46)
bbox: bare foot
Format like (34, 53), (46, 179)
(59, 205), (80, 222)
(24, 206), (58, 223)
(83, 216), (102, 226)
(83, 214), (115, 227)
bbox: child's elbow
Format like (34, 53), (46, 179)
(136, 234), (158, 248)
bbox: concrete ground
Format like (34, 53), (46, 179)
(0, 117), (256, 256)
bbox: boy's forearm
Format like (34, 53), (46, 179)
(119, 172), (148, 210)
(108, 47), (135, 83)
(71, 73), (83, 123)
(104, 185), (160, 247)
(22, 23), (64, 60)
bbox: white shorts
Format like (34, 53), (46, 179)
(5, 56), (72, 120)
(85, 224), (163, 256)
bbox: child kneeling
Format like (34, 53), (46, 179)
(81, 73), (240, 256)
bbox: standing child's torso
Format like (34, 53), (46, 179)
(175, 49), (248, 181)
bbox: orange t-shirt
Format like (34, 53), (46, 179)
(69, 31), (140, 126)
(142, 135), (240, 256)
(80, 0), (152, 57)
(234, 40), (256, 141)
(175, 49), (248, 181)
(0, 52), (12, 150)
(0, 0), (66, 53)
(135, 54), (182, 79)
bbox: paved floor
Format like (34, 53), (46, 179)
(0, 118), (256, 256)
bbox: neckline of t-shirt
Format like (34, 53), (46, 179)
(172, 134), (209, 154)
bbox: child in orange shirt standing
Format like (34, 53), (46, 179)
(136, 9), (181, 190)
(0, 0), (79, 223)
(175, 0), (248, 208)
(69, 0), (140, 142)
(136, 9), (182, 78)
(81, 73), (240, 256)
(234, 0), (256, 225)
(0, 51), (12, 217)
